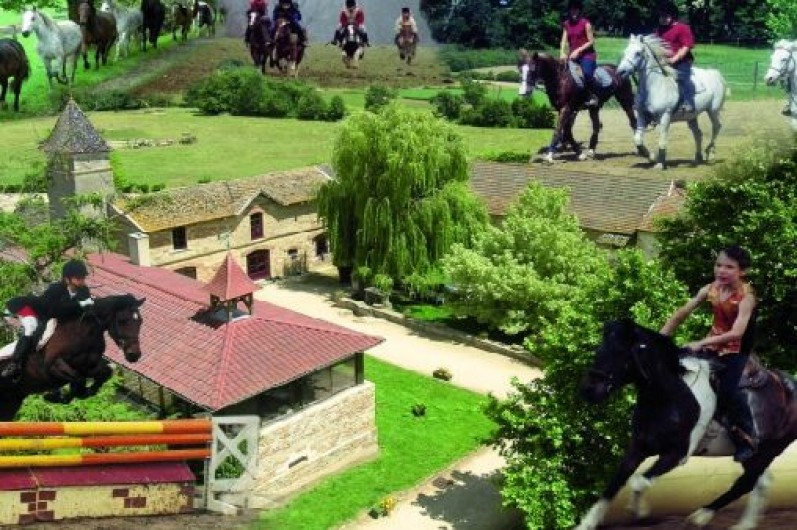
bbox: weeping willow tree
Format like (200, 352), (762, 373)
(318, 103), (488, 284)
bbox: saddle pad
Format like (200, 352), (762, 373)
(0, 320), (57, 360)
(593, 67), (613, 89)
(567, 61), (585, 89)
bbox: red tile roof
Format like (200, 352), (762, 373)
(203, 253), (258, 301)
(86, 252), (383, 411)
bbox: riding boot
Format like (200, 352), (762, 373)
(329, 29), (339, 46)
(1, 335), (34, 380)
(728, 391), (759, 463)
(361, 30), (370, 47)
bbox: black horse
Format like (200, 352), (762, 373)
(577, 319), (797, 530)
(0, 38), (29, 112)
(247, 11), (272, 74)
(140, 0), (165, 51)
(0, 295), (145, 421)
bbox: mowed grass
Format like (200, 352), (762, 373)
(253, 356), (494, 530)
(0, 106), (549, 187)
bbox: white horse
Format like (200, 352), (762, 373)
(101, 0), (143, 60)
(763, 39), (797, 133)
(617, 34), (727, 170)
(20, 8), (82, 86)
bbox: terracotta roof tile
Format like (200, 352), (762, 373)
(203, 253), (258, 301)
(470, 162), (678, 235)
(638, 189), (686, 232)
(41, 99), (110, 154)
(86, 252), (383, 411)
(112, 167), (331, 232)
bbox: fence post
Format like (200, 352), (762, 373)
(753, 62), (758, 92)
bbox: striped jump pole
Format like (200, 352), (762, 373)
(0, 419), (211, 437)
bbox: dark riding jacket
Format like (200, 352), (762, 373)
(40, 282), (91, 322)
(272, 2), (301, 25)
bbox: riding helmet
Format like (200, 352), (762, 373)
(346, 0), (356, 8)
(657, 1), (678, 19)
(62, 259), (89, 279)
(401, 7), (410, 13)
(567, 0), (584, 10)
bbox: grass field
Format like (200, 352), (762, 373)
(254, 356), (494, 530)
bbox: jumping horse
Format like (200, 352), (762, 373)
(577, 319), (797, 530)
(70, 0), (118, 70)
(339, 23), (363, 69)
(271, 17), (303, 77)
(0, 34), (29, 111)
(395, 25), (417, 65)
(519, 51), (636, 163)
(0, 294), (145, 422)
(763, 39), (797, 133)
(247, 11), (272, 75)
(616, 35), (727, 170)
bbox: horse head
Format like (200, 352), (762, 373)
(765, 40), (796, 86)
(616, 34), (646, 79)
(78, 0), (95, 26)
(100, 0), (112, 13)
(20, 8), (39, 38)
(94, 294), (146, 363)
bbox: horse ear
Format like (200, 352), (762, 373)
(531, 51), (538, 60)
(136, 297), (146, 307)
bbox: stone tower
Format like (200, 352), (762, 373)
(41, 99), (114, 220)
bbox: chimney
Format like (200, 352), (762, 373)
(128, 232), (151, 267)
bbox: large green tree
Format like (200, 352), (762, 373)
(441, 182), (607, 336)
(766, 0), (797, 38)
(317, 103), (488, 285)
(658, 140), (797, 371)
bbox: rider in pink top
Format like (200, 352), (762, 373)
(655, 1), (696, 112)
(560, 0), (599, 108)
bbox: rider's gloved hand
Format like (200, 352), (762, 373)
(78, 298), (95, 308)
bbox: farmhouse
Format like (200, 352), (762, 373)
(469, 161), (686, 255)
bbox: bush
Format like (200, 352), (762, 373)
(364, 85), (398, 112)
(460, 77), (488, 106)
(297, 91), (328, 120)
(438, 46), (518, 72)
(511, 97), (555, 129)
(432, 367), (453, 381)
(325, 95), (347, 121)
(257, 86), (291, 118)
(496, 70), (520, 82)
(479, 151), (530, 163)
(225, 69), (266, 116)
(460, 98), (514, 127)
(411, 403), (427, 417)
(430, 91), (464, 120)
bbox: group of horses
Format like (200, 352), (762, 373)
(519, 35), (797, 169)
(245, 12), (304, 76)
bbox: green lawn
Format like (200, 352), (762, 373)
(254, 356), (494, 530)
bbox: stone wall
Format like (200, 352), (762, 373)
(246, 382), (379, 509)
(48, 154), (115, 220)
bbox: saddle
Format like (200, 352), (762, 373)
(567, 61), (613, 91)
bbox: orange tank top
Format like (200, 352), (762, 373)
(705, 281), (753, 354)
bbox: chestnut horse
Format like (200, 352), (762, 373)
(73, 0), (118, 70)
(0, 295), (145, 421)
(519, 52), (636, 163)
(271, 17), (303, 76)
(395, 25), (417, 65)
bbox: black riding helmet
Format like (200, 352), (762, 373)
(567, 0), (584, 10)
(62, 259), (89, 279)
(401, 6), (410, 13)
(657, 1), (678, 19)
(346, 0), (356, 8)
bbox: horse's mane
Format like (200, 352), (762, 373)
(639, 34), (675, 76)
(94, 294), (140, 314)
(35, 10), (58, 32)
(614, 317), (683, 375)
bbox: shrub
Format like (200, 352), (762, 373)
(430, 90), (463, 120)
(496, 70), (520, 82)
(379, 496), (398, 516)
(297, 91), (328, 120)
(460, 98), (514, 127)
(480, 151), (530, 163)
(185, 72), (231, 115)
(432, 367), (453, 381)
(325, 95), (347, 121)
(372, 273), (394, 294)
(257, 86), (291, 118)
(438, 47), (518, 72)
(512, 97), (555, 129)
(226, 69), (267, 116)
(364, 85), (397, 112)
(84, 90), (141, 111)
(411, 403), (427, 417)
(460, 77), (488, 106)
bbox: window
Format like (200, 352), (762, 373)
(172, 227), (187, 250)
(250, 212), (263, 240)
(287, 248), (299, 261)
(174, 266), (197, 279)
(246, 249), (270, 280)
(314, 234), (329, 259)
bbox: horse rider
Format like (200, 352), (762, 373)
(655, 1), (696, 113)
(660, 245), (759, 463)
(244, 0), (268, 44)
(1, 260), (95, 380)
(394, 6), (418, 47)
(560, 0), (599, 108)
(271, 0), (308, 47)
(331, 0), (370, 52)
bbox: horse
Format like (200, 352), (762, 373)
(519, 52), (636, 164)
(171, 2), (192, 42)
(339, 23), (363, 69)
(101, 0), (143, 60)
(271, 17), (303, 77)
(141, 0), (166, 51)
(616, 35), (727, 170)
(192, 0), (215, 38)
(70, 0), (118, 70)
(396, 25), (417, 65)
(20, 8), (82, 86)
(0, 37), (29, 112)
(577, 318), (797, 530)
(0, 295), (145, 422)
(763, 39), (797, 133)
(247, 11), (272, 75)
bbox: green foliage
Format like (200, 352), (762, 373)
(479, 151), (530, 163)
(657, 141), (797, 370)
(364, 85), (398, 112)
(460, 78), (488, 106)
(410, 403), (427, 416)
(438, 47), (519, 72)
(297, 91), (329, 121)
(403, 267), (449, 302)
(496, 70), (520, 82)
(442, 182), (607, 336)
(766, 0), (797, 38)
(430, 91), (464, 120)
(460, 98), (514, 127)
(317, 103), (488, 284)
(511, 97), (555, 129)
(325, 95), (347, 121)
(487, 250), (695, 528)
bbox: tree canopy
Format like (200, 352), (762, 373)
(317, 103), (488, 285)
(766, 0), (797, 38)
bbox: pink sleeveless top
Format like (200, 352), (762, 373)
(563, 17), (596, 60)
(706, 281), (754, 354)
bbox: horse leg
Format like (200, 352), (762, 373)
(543, 109), (568, 163)
(705, 110), (722, 161)
(628, 450), (685, 519)
(687, 117), (704, 164)
(0, 394), (25, 421)
(0, 80), (7, 110)
(581, 107), (600, 160)
(576, 446), (647, 530)
(12, 79), (21, 112)
(654, 112), (673, 170)
(83, 361), (113, 397)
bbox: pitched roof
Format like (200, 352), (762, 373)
(469, 162), (678, 235)
(203, 253), (258, 301)
(638, 186), (687, 232)
(41, 99), (110, 155)
(112, 167), (331, 232)
(86, 252), (383, 411)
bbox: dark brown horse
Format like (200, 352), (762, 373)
(577, 319), (797, 530)
(73, 0), (118, 70)
(271, 17), (303, 77)
(519, 52), (636, 163)
(171, 2), (192, 42)
(0, 295), (145, 422)
(141, 0), (166, 51)
(247, 11), (272, 74)
(0, 37), (29, 112)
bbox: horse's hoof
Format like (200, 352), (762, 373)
(636, 146), (650, 159)
(542, 152), (555, 164)
(578, 149), (595, 161)
(653, 162), (666, 170)
(688, 508), (715, 527)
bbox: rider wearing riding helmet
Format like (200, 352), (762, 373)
(394, 7), (418, 46)
(244, 0), (268, 44)
(655, 1), (696, 113)
(560, 0), (599, 108)
(331, 0), (369, 52)
(1, 259), (94, 379)
(272, 0), (308, 46)
(660, 245), (759, 463)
